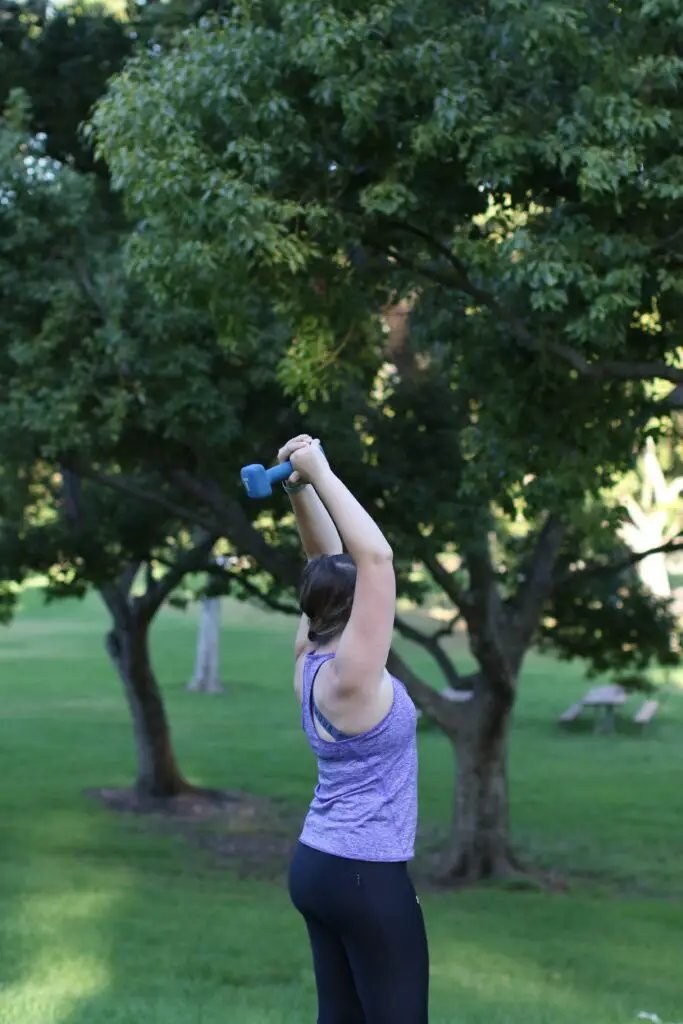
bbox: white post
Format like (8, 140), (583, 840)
(187, 596), (224, 693)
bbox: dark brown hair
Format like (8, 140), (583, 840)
(299, 554), (357, 645)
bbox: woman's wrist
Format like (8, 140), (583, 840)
(283, 478), (309, 495)
(287, 466), (335, 496)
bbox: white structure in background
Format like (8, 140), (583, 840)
(187, 555), (232, 694)
(187, 597), (223, 693)
(618, 437), (683, 599)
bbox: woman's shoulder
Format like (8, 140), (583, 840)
(298, 649), (336, 684)
(302, 649), (336, 666)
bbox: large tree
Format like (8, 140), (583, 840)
(89, 1), (683, 880)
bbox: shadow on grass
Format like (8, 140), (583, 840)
(23, 802), (315, 1024)
(51, 821), (683, 1024)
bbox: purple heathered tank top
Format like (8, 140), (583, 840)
(299, 651), (419, 862)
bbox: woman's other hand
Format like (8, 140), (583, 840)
(277, 434), (313, 486)
(290, 439), (329, 485)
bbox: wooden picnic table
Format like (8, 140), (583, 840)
(580, 684), (627, 732)
(559, 685), (660, 733)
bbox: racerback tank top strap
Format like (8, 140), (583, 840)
(301, 651), (336, 740)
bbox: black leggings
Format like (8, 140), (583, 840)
(288, 842), (429, 1023)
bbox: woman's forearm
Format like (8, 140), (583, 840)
(289, 485), (343, 559)
(313, 469), (392, 564)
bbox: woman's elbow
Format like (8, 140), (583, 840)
(358, 545), (393, 566)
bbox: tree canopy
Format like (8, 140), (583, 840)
(92, 1), (682, 422)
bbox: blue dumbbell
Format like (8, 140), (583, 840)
(241, 445), (326, 499)
(240, 460), (294, 499)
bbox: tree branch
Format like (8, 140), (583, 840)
(465, 542), (498, 598)
(171, 469), (302, 587)
(76, 464), (218, 532)
(548, 342), (683, 384)
(433, 613), (462, 642)
(79, 463), (305, 596)
(377, 244), (469, 292)
(394, 613), (462, 690)
(233, 574), (300, 616)
(555, 534), (683, 587)
(61, 467), (86, 531)
(120, 562), (141, 596)
(382, 224), (495, 308)
(99, 561), (141, 627)
(385, 647), (464, 732)
(61, 466), (142, 628)
(73, 262), (109, 326)
(369, 236), (683, 387)
(139, 531), (219, 623)
(514, 515), (565, 647)
(421, 551), (471, 614)
(462, 529), (517, 699)
(651, 222), (683, 254)
(202, 562), (300, 616)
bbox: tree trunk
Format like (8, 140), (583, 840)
(442, 685), (519, 883)
(187, 597), (224, 693)
(106, 613), (190, 798)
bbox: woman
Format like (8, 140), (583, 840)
(279, 434), (429, 1024)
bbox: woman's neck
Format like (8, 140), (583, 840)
(313, 638), (340, 655)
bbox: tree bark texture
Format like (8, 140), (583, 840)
(442, 685), (519, 883)
(105, 614), (190, 798)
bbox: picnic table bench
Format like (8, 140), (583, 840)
(559, 685), (659, 733)
(633, 698), (660, 726)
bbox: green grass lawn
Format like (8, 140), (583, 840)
(1, 590), (682, 1024)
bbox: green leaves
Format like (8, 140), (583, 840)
(541, 559), (681, 678)
(87, 0), (683, 428)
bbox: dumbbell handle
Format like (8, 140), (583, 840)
(264, 461), (293, 486)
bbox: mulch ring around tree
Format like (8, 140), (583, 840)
(84, 789), (593, 894)
(85, 787), (296, 880)
(85, 789), (464, 888)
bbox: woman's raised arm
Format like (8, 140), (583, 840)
(290, 444), (394, 698)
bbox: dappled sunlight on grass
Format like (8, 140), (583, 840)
(0, 866), (122, 1024)
(0, 958), (110, 1024)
